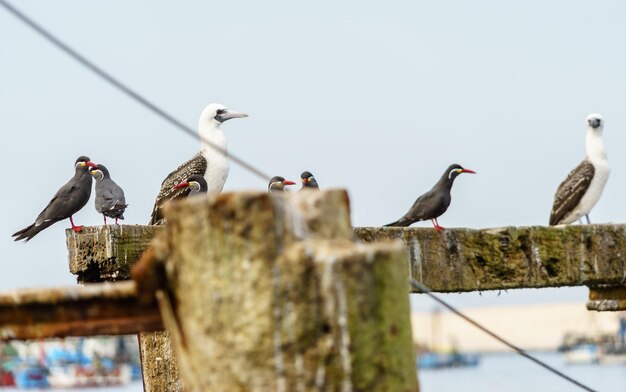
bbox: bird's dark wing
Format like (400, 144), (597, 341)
(149, 153), (207, 225)
(35, 175), (92, 226)
(97, 180), (126, 212)
(13, 173), (92, 241)
(549, 160), (594, 225)
(385, 191), (442, 227)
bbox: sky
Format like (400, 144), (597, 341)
(1, 1), (625, 312)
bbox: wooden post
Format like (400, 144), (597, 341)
(159, 190), (418, 391)
(67, 225), (182, 392)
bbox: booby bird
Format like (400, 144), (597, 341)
(12, 156), (96, 241)
(268, 176), (296, 193)
(300, 171), (319, 190)
(549, 114), (610, 226)
(149, 103), (247, 225)
(384, 164), (476, 232)
(90, 164), (127, 225)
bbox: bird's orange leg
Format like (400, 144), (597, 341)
(433, 218), (445, 232)
(70, 216), (83, 233)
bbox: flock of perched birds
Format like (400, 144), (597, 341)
(11, 104), (609, 242)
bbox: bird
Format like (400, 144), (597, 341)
(268, 176), (296, 193)
(90, 164), (128, 225)
(149, 103), (248, 225)
(549, 113), (610, 226)
(384, 164), (476, 231)
(172, 174), (208, 195)
(300, 171), (319, 190)
(12, 156), (96, 241)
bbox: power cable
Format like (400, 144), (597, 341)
(0, 0), (271, 182)
(410, 278), (597, 392)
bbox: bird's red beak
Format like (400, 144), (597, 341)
(462, 169), (476, 174)
(173, 182), (189, 190)
(86, 162), (98, 168)
(283, 180), (296, 186)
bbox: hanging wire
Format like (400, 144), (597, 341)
(0, 0), (271, 182)
(0, 3), (602, 390)
(410, 278), (598, 392)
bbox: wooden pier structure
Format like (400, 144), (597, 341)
(1, 189), (625, 391)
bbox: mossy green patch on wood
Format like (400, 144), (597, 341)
(66, 225), (161, 283)
(354, 225), (626, 292)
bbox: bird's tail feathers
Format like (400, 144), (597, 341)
(12, 223), (41, 242)
(12, 218), (61, 242)
(383, 219), (412, 227)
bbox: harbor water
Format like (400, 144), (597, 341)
(1, 352), (624, 391)
(420, 352), (626, 392)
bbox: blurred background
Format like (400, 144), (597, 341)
(1, 1), (626, 390)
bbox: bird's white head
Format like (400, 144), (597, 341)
(585, 113), (607, 162)
(586, 113), (603, 131)
(199, 103), (248, 129)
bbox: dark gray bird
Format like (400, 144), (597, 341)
(12, 156), (96, 241)
(384, 164), (476, 232)
(300, 171), (319, 190)
(149, 103), (247, 225)
(172, 175), (208, 195)
(268, 176), (296, 193)
(549, 113), (609, 226)
(151, 175), (208, 225)
(90, 164), (127, 225)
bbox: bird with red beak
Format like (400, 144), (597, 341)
(300, 171), (319, 190)
(172, 174), (208, 195)
(13, 156), (97, 241)
(268, 176), (296, 193)
(384, 163), (476, 232)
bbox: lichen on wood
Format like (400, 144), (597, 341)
(354, 225), (626, 292)
(66, 225), (161, 282)
(161, 190), (419, 391)
(66, 224), (180, 392)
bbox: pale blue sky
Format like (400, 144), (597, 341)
(1, 1), (625, 311)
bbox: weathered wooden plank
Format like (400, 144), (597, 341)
(160, 190), (418, 391)
(0, 281), (162, 341)
(354, 225), (626, 293)
(66, 225), (161, 282)
(587, 285), (626, 311)
(66, 224), (178, 392)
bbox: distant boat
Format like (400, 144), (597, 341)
(564, 344), (599, 365)
(418, 351), (480, 369)
(13, 362), (49, 389)
(0, 368), (15, 387)
(564, 316), (626, 365)
(418, 307), (481, 369)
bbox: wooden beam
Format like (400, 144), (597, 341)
(587, 285), (626, 311)
(66, 225), (160, 282)
(355, 225), (626, 293)
(66, 225), (179, 392)
(0, 281), (163, 341)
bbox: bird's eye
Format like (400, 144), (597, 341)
(216, 109), (225, 115)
